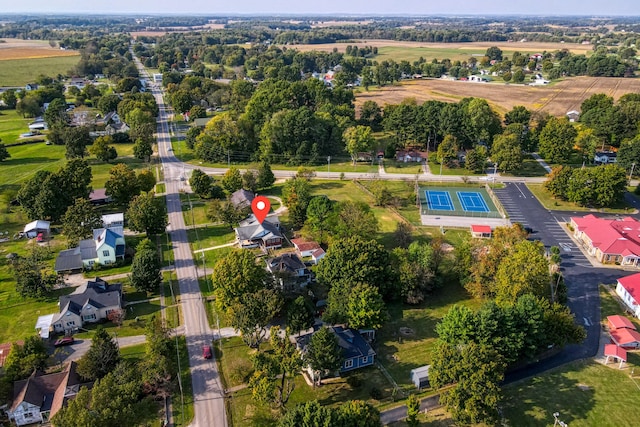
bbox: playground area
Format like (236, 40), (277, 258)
(419, 186), (509, 229)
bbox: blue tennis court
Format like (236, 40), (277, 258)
(457, 191), (490, 212)
(425, 190), (454, 211)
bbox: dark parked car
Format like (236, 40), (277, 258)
(202, 345), (212, 359)
(54, 336), (74, 347)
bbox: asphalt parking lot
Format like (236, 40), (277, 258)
(492, 182), (638, 372)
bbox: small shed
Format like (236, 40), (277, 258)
(24, 220), (50, 238)
(35, 314), (54, 339)
(470, 225), (492, 238)
(604, 344), (627, 369)
(607, 315), (636, 331)
(566, 110), (580, 122)
(410, 365), (430, 389)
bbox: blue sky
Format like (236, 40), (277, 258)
(3, 0), (639, 15)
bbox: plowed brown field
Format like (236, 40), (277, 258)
(355, 77), (640, 116)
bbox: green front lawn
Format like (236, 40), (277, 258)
(384, 160), (424, 175)
(0, 109), (34, 145)
(502, 360), (640, 427)
(376, 283), (482, 391)
(187, 225), (236, 251)
(503, 156), (550, 177)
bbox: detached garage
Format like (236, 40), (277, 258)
(23, 220), (50, 239)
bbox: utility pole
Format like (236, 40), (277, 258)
(630, 162), (636, 184)
(327, 155), (331, 173)
(227, 149), (230, 168)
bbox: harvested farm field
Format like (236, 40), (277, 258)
(0, 38), (79, 60)
(355, 77), (640, 116)
(281, 40), (593, 62)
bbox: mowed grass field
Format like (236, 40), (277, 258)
(0, 109), (34, 144)
(355, 76), (640, 116)
(0, 56), (80, 86)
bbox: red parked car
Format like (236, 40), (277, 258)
(202, 345), (212, 359)
(54, 336), (74, 347)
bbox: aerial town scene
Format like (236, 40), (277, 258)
(2, 0), (640, 426)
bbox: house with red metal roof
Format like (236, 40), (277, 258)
(571, 215), (640, 267)
(616, 273), (640, 318)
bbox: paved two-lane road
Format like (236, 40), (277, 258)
(135, 57), (227, 427)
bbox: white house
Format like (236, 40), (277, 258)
(594, 151), (617, 165)
(410, 365), (430, 389)
(7, 362), (88, 426)
(54, 214), (126, 273)
(616, 274), (640, 318)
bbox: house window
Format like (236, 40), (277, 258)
(66, 321), (75, 327)
(102, 250), (110, 257)
(88, 260), (95, 266)
(361, 356), (369, 364)
(83, 314), (97, 321)
(24, 413), (33, 419)
(344, 359), (354, 369)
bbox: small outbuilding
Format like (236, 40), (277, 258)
(607, 315), (636, 331)
(610, 327), (640, 349)
(604, 344), (627, 369)
(410, 365), (430, 389)
(470, 225), (492, 238)
(23, 220), (50, 239)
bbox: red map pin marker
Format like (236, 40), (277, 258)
(251, 196), (271, 224)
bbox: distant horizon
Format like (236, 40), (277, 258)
(2, 0), (639, 17)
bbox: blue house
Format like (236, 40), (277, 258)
(333, 326), (376, 372)
(298, 326), (376, 382)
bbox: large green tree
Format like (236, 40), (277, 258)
(303, 195), (334, 243)
(287, 296), (315, 335)
(494, 240), (550, 304)
(317, 237), (396, 298)
(105, 163), (140, 205)
(538, 117), (577, 163)
(211, 250), (270, 311)
(64, 126), (92, 159)
(249, 327), (302, 408)
(343, 125), (375, 165)
(0, 142), (10, 162)
(282, 177), (312, 228)
(221, 167), (243, 194)
(3, 336), (49, 381)
(303, 327), (342, 384)
(127, 192), (167, 235)
(62, 198), (102, 246)
(89, 136), (118, 163)
(189, 168), (214, 198)
(491, 132), (522, 172)
(76, 327), (120, 381)
(130, 239), (162, 293)
(329, 200), (379, 241)
(430, 342), (506, 425)
(346, 283), (387, 330)
(230, 289), (283, 349)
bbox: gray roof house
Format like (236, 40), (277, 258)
(230, 189), (255, 209)
(50, 278), (123, 334)
(297, 326), (376, 383)
(235, 215), (282, 250)
(266, 253), (310, 287)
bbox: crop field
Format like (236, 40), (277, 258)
(0, 56), (80, 86)
(284, 40), (593, 62)
(355, 76), (640, 116)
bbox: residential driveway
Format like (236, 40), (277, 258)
(492, 182), (638, 377)
(54, 335), (146, 363)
